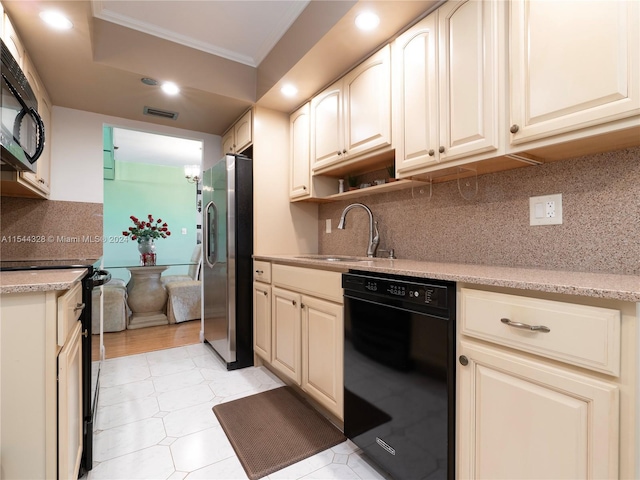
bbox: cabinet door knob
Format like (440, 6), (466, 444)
(263, 291), (268, 296)
(303, 186), (307, 190)
(255, 269), (263, 274)
(292, 300), (297, 306)
(74, 302), (86, 312)
(501, 317), (550, 333)
(82, 329), (89, 338)
(459, 355), (469, 366)
(342, 149), (347, 154)
(428, 149), (435, 156)
(439, 146), (445, 153)
(510, 124), (520, 134)
(337, 150), (342, 155)
(301, 303), (305, 309)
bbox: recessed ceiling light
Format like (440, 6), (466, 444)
(280, 84), (298, 97)
(161, 82), (180, 95)
(355, 11), (380, 31)
(39, 10), (73, 30)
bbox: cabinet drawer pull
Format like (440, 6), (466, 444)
(510, 124), (520, 134)
(501, 317), (550, 333)
(82, 329), (89, 338)
(74, 303), (86, 312)
(255, 269), (263, 274)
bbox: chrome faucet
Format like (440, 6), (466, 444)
(337, 203), (380, 257)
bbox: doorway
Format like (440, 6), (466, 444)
(101, 126), (204, 358)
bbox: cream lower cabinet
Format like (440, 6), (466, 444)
(456, 285), (637, 479)
(271, 286), (302, 384)
(259, 262), (345, 420)
(253, 281), (272, 361)
(1, 281), (84, 479)
(58, 321), (84, 480)
(301, 294), (343, 419)
(457, 340), (619, 479)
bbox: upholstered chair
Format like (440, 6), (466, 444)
(162, 246), (202, 324)
(91, 278), (129, 333)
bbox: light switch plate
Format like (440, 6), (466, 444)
(530, 194), (563, 225)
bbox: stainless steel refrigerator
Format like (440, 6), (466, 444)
(202, 154), (254, 370)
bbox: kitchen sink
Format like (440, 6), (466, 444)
(295, 255), (368, 262)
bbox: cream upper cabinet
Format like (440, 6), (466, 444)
(310, 81), (344, 169)
(20, 55), (51, 197)
(311, 44), (391, 173)
(289, 103), (311, 199)
(2, 13), (24, 67)
(457, 340), (619, 479)
(221, 130), (235, 155)
(394, 0), (504, 177)
(222, 109), (253, 154)
(509, 0), (640, 146)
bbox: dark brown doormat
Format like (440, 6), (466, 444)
(212, 386), (346, 480)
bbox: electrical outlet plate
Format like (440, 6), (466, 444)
(530, 194), (563, 225)
(325, 219), (332, 233)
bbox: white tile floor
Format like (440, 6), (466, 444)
(86, 343), (390, 480)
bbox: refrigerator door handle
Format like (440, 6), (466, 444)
(204, 200), (218, 268)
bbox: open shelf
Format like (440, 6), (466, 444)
(304, 178), (429, 203)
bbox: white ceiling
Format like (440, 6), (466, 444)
(98, 0), (305, 167)
(92, 0), (310, 67)
(112, 128), (203, 167)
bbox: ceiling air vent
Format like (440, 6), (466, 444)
(143, 106), (179, 120)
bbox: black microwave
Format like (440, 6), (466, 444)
(1, 39), (45, 172)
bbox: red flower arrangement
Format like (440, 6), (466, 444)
(122, 214), (171, 241)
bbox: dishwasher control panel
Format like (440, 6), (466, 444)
(354, 276), (449, 309)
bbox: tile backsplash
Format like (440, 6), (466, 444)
(0, 198), (103, 260)
(319, 146), (640, 275)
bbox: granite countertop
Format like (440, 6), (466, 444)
(0, 269), (88, 294)
(254, 255), (640, 302)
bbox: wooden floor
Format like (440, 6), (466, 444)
(92, 320), (201, 359)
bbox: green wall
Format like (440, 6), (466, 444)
(104, 160), (198, 281)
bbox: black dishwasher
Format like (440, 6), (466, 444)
(343, 270), (455, 480)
